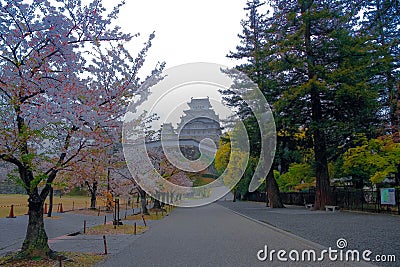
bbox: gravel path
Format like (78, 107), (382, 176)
(219, 201), (399, 267)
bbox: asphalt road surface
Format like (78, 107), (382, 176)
(97, 203), (370, 267)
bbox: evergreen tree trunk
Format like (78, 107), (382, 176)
(266, 169), (284, 208)
(311, 87), (333, 209)
(21, 190), (51, 258)
(303, 3), (333, 210)
(392, 84), (400, 143)
(47, 187), (53, 217)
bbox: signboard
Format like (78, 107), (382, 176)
(380, 188), (396, 205)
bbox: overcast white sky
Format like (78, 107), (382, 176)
(108, 1), (267, 131)
(111, 0), (249, 75)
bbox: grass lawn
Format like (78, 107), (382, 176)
(85, 224), (148, 235)
(125, 212), (164, 221)
(125, 206), (174, 221)
(0, 252), (105, 267)
(192, 176), (216, 187)
(0, 194), (103, 218)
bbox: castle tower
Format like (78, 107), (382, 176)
(177, 97), (222, 144)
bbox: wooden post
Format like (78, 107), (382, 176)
(125, 202), (127, 219)
(103, 235), (108, 255)
(141, 214), (147, 227)
(58, 255), (62, 267)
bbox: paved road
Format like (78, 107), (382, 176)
(219, 201), (399, 267)
(97, 203), (369, 267)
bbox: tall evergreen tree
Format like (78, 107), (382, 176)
(360, 0), (400, 141)
(267, 0), (380, 208)
(225, 0), (284, 208)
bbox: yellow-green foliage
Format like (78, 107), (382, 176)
(343, 136), (400, 184)
(214, 135), (231, 175)
(214, 133), (249, 190)
(278, 163), (316, 192)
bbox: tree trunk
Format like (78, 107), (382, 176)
(303, 3), (333, 210)
(85, 181), (97, 209)
(311, 96), (333, 210)
(21, 191), (51, 258)
(47, 187), (53, 217)
(138, 188), (149, 215)
(90, 193), (96, 209)
(153, 198), (162, 209)
(233, 190), (237, 202)
(266, 169), (284, 208)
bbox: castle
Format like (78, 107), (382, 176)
(161, 97), (222, 145)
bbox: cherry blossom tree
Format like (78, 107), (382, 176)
(0, 0), (162, 258)
(146, 146), (193, 208)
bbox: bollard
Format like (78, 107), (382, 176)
(125, 202), (127, 219)
(98, 206), (100, 216)
(58, 255), (62, 267)
(72, 201), (74, 211)
(104, 215), (107, 225)
(103, 235), (108, 255)
(59, 203), (64, 213)
(44, 203), (47, 214)
(141, 214), (147, 227)
(83, 220), (86, 234)
(6, 205), (16, 218)
(134, 222), (137, 235)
